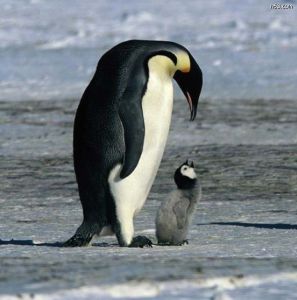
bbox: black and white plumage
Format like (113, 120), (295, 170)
(156, 161), (201, 245)
(63, 40), (203, 248)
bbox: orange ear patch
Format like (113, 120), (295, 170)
(181, 66), (190, 73)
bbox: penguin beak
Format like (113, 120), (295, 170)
(173, 53), (203, 121)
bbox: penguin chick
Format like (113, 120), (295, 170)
(156, 160), (201, 245)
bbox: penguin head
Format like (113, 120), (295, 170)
(174, 160), (197, 189)
(148, 46), (202, 121)
(173, 51), (203, 121)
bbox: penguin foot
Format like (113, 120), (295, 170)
(63, 221), (102, 247)
(62, 234), (92, 247)
(129, 236), (153, 248)
(177, 239), (189, 246)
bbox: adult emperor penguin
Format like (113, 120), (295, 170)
(64, 40), (203, 248)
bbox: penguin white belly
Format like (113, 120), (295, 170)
(108, 69), (173, 221)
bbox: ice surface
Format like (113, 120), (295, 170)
(1, 98), (297, 299)
(1, 273), (297, 299)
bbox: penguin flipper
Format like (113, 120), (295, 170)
(118, 74), (146, 179)
(173, 200), (190, 230)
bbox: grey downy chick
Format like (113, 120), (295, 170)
(156, 160), (201, 245)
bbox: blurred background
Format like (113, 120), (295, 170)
(1, 0), (296, 102)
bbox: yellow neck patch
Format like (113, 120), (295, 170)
(175, 51), (191, 73)
(147, 51), (191, 77)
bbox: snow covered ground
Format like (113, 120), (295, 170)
(1, 98), (297, 299)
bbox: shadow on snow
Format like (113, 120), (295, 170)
(0, 239), (112, 247)
(197, 222), (297, 230)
